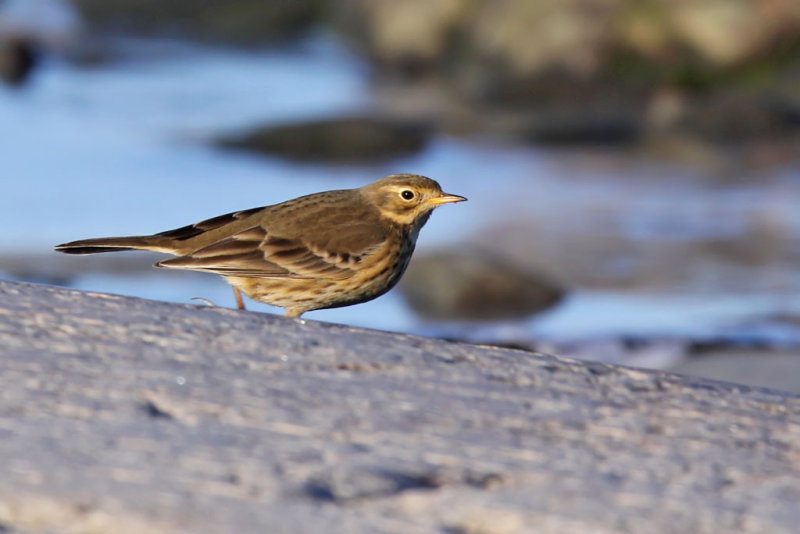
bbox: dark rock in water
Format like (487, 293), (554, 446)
(669, 92), (799, 143)
(769, 68), (800, 127)
(524, 103), (642, 146)
(0, 37), (37, 86)
(216, 116), (432, 163)
(71, 0), (323, 43)
(400, 250), (564, 321)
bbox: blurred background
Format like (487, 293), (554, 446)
(2, 0), (800, 390)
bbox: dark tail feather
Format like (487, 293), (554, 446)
(54, 236), (172, 255)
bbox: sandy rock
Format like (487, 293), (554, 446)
(338, 0), (800, 81)
(333, 0), (468, 74)
(336, 0), (800, 145)
(1, 279), (800, 533)
(663, 0), (794, 67)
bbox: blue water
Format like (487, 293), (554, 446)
(2, 36), (800, 355)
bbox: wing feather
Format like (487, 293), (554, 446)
(156, 207), (264, 241)
(156, 221), (386, 279)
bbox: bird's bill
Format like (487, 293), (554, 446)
(427, 193), (467, 205)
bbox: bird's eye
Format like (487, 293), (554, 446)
(400, 190), (415, 201)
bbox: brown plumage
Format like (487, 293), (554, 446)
(55, 174), (466, 317)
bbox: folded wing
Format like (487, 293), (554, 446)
(156, 222), (386, 280)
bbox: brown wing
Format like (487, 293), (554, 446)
(155, 206), (264, 242)
(156, 222), (386, 279)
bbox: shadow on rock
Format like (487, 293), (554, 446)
(399, 250), (564, 321)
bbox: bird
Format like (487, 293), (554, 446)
(55, 174), (466, 318)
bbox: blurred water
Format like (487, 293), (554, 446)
(0, 0), (79, 43)
(2, 37), (800, 353)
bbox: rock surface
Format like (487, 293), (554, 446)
(1, 279), (800, 533)
(335, 0), (800, 149)
(336, 0), (800, 92)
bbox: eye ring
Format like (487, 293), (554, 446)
(400, 190), (415, 201)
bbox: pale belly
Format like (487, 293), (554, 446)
(224, 237), (414, 316)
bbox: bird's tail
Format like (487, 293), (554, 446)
(54, 236), (176, 255)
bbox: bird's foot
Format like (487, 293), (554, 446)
(233, 287), (246, 310)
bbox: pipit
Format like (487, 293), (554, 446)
(55, 174), (466, 317)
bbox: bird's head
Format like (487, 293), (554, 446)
(360, 174), (466, 228)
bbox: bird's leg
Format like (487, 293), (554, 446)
(284, 309), (304, 318)
(233, 287), (246, 310)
